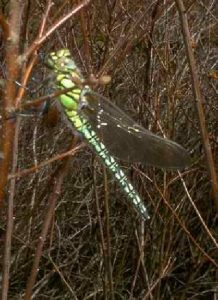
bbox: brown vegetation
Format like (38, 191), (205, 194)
(0, 0), (217, 299)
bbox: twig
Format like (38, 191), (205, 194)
(1, 118), (21, 300)
(15, 0), (53, 107)
(23, 156), (71, 299)
(21, 0), (92, 61)
(175, 0), (218, 213)
(9, 144), (84, 179)
(0, 2), (22, 207)
(102, 166), (115, 300)
(0, 2), (23, 299)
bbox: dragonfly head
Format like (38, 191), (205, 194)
(47, 49), (78, 74)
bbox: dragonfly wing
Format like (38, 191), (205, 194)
(81, 92), (190, 169)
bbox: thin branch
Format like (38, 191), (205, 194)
(15, 0), (53, 107)
(175, 0), (218, 214)
(1, 2), (23, 299)
(1, 118), (20, 300)
(23, 156), (72, 300)
(102, 166), (115, 300)
(9, 144), (84, 179)
(0, 2), (22, 206)
(21, 0), (92, 61)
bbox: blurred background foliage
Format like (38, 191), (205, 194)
(0, 0), (217, 299)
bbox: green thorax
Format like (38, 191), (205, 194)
(47, 49), (90, 130)
(47, 49), (150, 220)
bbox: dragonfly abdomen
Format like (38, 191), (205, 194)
(69, 113), (150, 220)
(47, 49), (150, 220)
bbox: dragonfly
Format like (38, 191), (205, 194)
(47, 49), (190, 220)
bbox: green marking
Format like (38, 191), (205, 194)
(47, 48), (189, 220)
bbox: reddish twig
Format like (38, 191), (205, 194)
(21, 0), (92, 61)
(9, 144), (85, 179)
(0, 2), (23, 299)
(23, 156), (71, 300)
(15, 0), (53, 107)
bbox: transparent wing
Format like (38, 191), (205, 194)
(80, 92), (190, 170)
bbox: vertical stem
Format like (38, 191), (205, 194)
(0, 0), (22, 205)
(24, 159), (70, 300)
(1, 1), (23, 299)
(1, 119), (20, 300)
(175, 0), (218, 213)
(103, 167), (115, 300)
